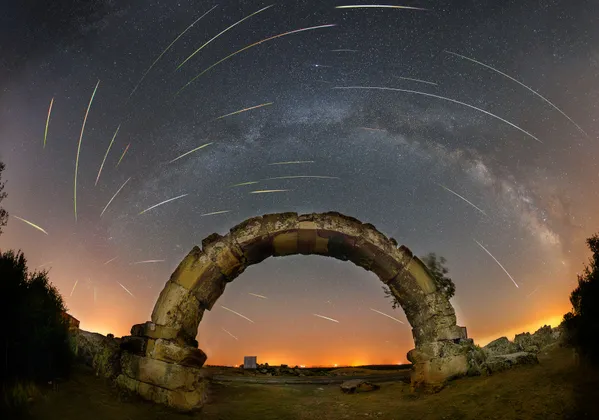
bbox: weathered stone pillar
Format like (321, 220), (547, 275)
(116, 323), (209, 411)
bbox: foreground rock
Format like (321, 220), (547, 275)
(484, 337), (521, 356)
(73, 330), (121, 379)
(485, 352), (539, 373)
(483, 325), (563, 357)
(340, 379), (381, 394)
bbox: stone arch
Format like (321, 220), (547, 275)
(118, 212), (474, 411)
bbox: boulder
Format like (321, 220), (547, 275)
(514, 325), (556, 353)
(484, 352), (538, 373)
(73, 329), (121, 379)
(484, 337), (520, 355)
(340, 380), (380, 394)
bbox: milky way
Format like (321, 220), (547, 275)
(1, 0), (598, 366)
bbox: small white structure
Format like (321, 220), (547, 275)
(244, 356), (257, 369)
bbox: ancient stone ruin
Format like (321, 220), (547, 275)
(117, 211), (476, 411)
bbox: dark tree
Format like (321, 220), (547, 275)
(383, 252), (456, 309)
(562, 234), (599, 364)
(0, 162), (7, 235)
(0, 250), (73, 408)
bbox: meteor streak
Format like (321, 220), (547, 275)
(74, 79), (100, 221)
(175, 24), (336, 96)
(437, 183), (487, 216)
(474, 239), (519, 288)
(249, 293), (268, 299)
(230, 181), (260, 187)
(117, 282), (136, 298)
(313, 314), (339, 323)
(220, 306), (255, 323)
(215, 102), (273, 120)
(116, 143), (130, 167)
(222, 328), (239, 340)
(96, 125), (120, 186)
(335, 5), (429, 11)
(104, 256), (118, 265)
(369, 308), (405, 324)
(128, 5), (218, 99)
(132, 260), (165, 265)
(44, 97), (54, 148)
(331, 49), (358, 52)
(12, 216), (49, 235)
(138, 194), (188, 215)
(168, 142), (213, 164)
(333, 86), (541, 143)
(396, 76), (437, 86)
(100, 177), (131, 217)
(200, 210), (230, 216)
(177, 4), (275, 70)
(269, 161), (314, 165)
(70, 280), (78, 297)
(249, 189), (290, 194)
(444, 50), (588, 137)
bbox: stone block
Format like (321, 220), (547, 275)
(116, 374), (208, 412)
(297, 221), (318, 255)
(406, 257), (437, 294)
(238, 235), (274, 264)
(131, 321), (179, 341)
(148, 339), (207, 368)
(151, 281), (204, 337)
(121, 352), (203, 392)
(272, 230), (299, 256)
(262, 212), (299, 236)
(120, 336), (149, 356)
(230, 216), (264, 247)
(192, 271), (227, 310)
(170, 252), (218, 291)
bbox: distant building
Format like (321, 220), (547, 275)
(62, 311), (80, 330)
(244, 356), (257, 369)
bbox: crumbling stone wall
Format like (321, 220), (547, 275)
(120, 212), (474, 410)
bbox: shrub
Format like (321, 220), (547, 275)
(0, 250), (73, 408)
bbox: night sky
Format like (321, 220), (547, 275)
(1, 0), (598, 367)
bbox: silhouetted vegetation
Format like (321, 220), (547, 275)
(383, 252), (455, 309)
(562, 233), (599, 365)
(0, 250), (73, 410)
(0, 162), (7, 235)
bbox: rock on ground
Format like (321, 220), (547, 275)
(485, 352), (539, 373)
(340, 379), (381, 394)
(484, 337), (521, 355)
(73, 330), (122, 379)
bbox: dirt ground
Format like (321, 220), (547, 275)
(21, 346), (599, 420)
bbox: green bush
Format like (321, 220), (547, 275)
(0, 250), (73, 408)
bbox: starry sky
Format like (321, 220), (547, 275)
(1, 0), (598, 367)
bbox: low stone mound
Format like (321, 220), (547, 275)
(340, 379), (381, 394)
(483, 325), (563, 356)
(73, 330), (121, 379)
(484, 337), (521, 356)
(485, 352), (539, 373)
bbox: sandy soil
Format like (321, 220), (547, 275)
(22, 346), (599, 420)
